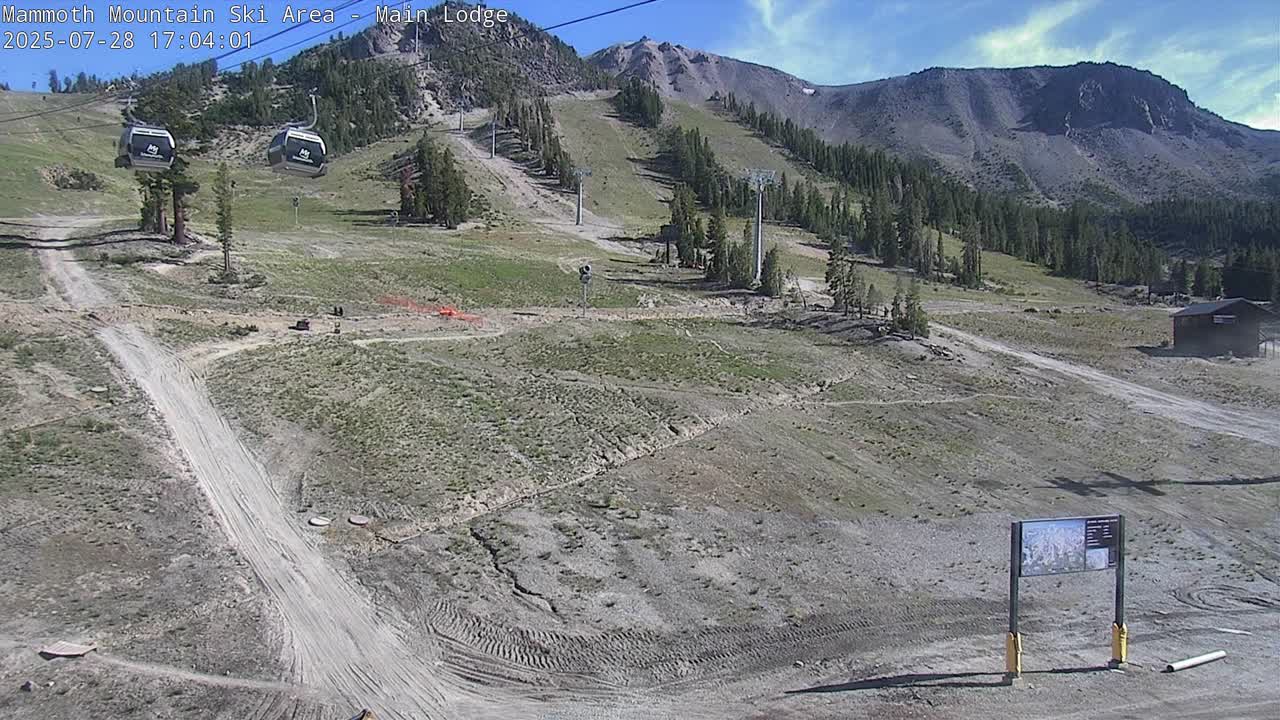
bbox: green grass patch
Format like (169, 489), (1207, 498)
(153, 319), (254, 349)
(209, 341), (687, 514)
(452, 319), (839, 393)
(551, 96), (670, 225)
(0, 248), (45, 300)
(0, 92), (138, 216)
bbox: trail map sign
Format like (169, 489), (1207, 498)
(1020, 515), (1120, 576)
(1006, 514), (1127, 679)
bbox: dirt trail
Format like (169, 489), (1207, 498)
(34, 218), (460, 719)
(445, 129), (645, 258)
(939, 325), (1280, 448)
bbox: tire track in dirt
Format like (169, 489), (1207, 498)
(34, 219), (459, 719)
(939, 325), (1280, 448)
(86, 653), (330, 699)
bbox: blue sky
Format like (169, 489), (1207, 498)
(2, 0), (1277, 129)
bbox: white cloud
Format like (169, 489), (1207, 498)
(1240, 93), (1280, 130)
(970, 0), (1123, 67)
(717, 0), (875, 85)
(963, 3), (1280, 130)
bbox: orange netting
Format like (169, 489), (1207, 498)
(378, 295), (484, 324)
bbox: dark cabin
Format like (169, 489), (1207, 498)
(1172, 298), (1274, 357)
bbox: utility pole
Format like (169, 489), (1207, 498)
(490, 111), (497, 158)
(573, 167), (593, 226)
(746, 169), (776, 284)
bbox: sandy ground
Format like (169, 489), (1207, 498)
(938, 325), (1280, 449)
(4, 217), (1279, 720)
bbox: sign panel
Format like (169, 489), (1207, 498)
(1020, 515), (1119, 577)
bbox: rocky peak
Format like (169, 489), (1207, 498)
(1028, 62), (1197, 136)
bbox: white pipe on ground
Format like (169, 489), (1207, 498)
(1165, 650), (1226, 672)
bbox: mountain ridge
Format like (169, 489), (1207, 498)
(589, 39), (1280, 205)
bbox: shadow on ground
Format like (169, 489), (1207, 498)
(1045, 471), (1280, 497)
(787, 666), (1109, 694)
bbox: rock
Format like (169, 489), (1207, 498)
(793, 660), (804, 668)
(308, 516), (331, 527)
(20, 680), (34, 692)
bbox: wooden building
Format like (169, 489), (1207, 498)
(1172, 298), (1274, 358)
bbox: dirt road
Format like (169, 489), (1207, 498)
(939, 325), (1280, 448)
(34, 218), (456, 719)
(445, 127), (646, 258)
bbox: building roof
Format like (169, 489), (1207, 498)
(1172, 298), (1273, 318)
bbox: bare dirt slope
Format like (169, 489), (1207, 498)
(939, 325), (1280, 448)
(447, 113), (645, 258)
(8, 215), (1280, 720)
(591, 40), (1280, 204)
(32, 218), (459, 719)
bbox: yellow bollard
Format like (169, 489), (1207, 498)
(1110, 623), (1128, 667)
(1005, 632), (1023, 678)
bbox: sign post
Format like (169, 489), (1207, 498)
(1111, 515), (1127, 668)
(292, 195), (300, 227)
(1006, 522), (1022, 680)
(1007, 514), (1125, 680)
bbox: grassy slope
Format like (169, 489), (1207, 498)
(0, 86), (1103, 313)
(0, 91), (137, 216)
(549, 95), (670, 227)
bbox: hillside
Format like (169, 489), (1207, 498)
(590, 39), (1280, 205)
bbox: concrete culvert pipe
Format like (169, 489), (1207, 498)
(1165, 650), (1226, 672)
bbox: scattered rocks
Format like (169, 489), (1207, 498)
(20, 680), (34, 692)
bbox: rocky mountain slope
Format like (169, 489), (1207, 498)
(590, 39), (1280, 205)
(348, 6), (611, 111)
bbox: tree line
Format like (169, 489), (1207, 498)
(660, 124), (970, 297)
(496, 95), (578, 190)
(1128, 198), (1279, 301)
(46, 69), (115, 94)
(719, 92), (1165, 288)
(613, 78), (663, 128)
(398, 132), (470, 228)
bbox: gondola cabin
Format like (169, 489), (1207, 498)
(267, 128), (328, 178)
(115, 125), (175, 172)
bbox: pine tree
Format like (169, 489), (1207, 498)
(400, 165), (414, 217)
(1173, 259), (1191, 296)
(847, 262), (866, 318)
(1192, 259), (1213, 297)
(761, 247), (784, 297)
(706, 208), (730, 282)
(728, 241), (753, 289)
(137, 175), (168, 234)
(961, 220), (982, 288)
(905, 278), (929, 338)
(898, 193), (925, 273)
(891, 276), (905, 329)
(865, 283), (883, 318)
(214, 162), (234, 278)
(164, 158), (199, 244)
(934, 228), (947, 281)
(826, 231), (847, 313)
